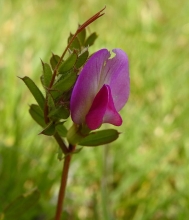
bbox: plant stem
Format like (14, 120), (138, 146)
(53, 7), (106, 219)
(54, 144), (75, 220)
(53, 132), (69, 155)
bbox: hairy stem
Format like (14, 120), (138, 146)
(54, 145), (76, 220)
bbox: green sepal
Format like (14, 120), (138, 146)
(77, 27), (86, 46)
(78, 129), (120, 146)
(29, 104), (45, 127)
(39, 121), (55, 136)
(41, 61), (52, 87)
(68, 34), (81, 51)
(50, 53), (61, 70)
(3, 188), (40, 220)
(75, 50), (89, 69)
(20, 76), (45, 110)
(67, 124), (86, 145)
(48, 106), (70, 120)
(85, 32), (98, 47)
(59, 52), (78, 74)
(51, 71), (77, 99)
(55, 122), (67, 137)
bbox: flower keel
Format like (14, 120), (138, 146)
(86, 85), (122, 130)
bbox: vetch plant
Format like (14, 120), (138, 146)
(2, 7), (130, 220)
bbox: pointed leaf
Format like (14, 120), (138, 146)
(53, 71), (77, 91)
(29, 104), (45, 127)
(51, 72), (77, 99)
(48, 106), (70, 120)
(59, 52), (78, 74)
(47, 93), (55, 109)
(55, 122), (67, 137)
(20, 76), (45, 110)
(75, 50), (89, 69)
(78, 129), (119, 146)
(3, 188), (40, 219)
(40, 121), (55, 136)
(41, 62), (52, 87)
(68, 34), (81, 51)
(77, 28), (86, 46)
(85, 32), (98, 47)
(50, 54), (61, 70)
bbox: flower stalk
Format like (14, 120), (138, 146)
(54, 145), (76, 220)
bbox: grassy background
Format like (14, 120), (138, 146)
(0, 0), (189, 219)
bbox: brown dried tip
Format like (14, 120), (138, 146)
(78, 6), (106, 33)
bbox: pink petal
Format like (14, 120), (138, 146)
(86, 85), (122, 130)
(70, 49), (110, 124)
(103, 49), (130, 111)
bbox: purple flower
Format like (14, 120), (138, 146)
(70, 48), (130, 130)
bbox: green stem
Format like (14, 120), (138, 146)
(54, 145), (75, 220)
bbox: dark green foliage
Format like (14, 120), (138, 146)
(20, 77), (45, 110)
(68, 34), (81, 51)
(59, 52), (78, 74)
(50, 54), (61, 70)
(75, 50), (89, 69)
(48, 106), (70, 120)
(29, 104), (45, 127)
(77, 27), (86, 45)
(41, 61), (52, 87)
(51, 71), (77, 100)
(85, 32), (98, 47)
(21, 23), (97, 143)
(40, 122), (55, 136)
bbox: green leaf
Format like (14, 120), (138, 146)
(50, 53), (61, 70)
(3, 188), (40, 219)
(75, 50), (89, 69)
(51, 72), (77, 99)
(40, 121), (55, 136)
(77, 27), (86, 46)
(59, 52), (78, 74)
(55, 122), (67, 137)
(29, 104), (45, 127)
(47, 93), (55, 109)
(41, 61), (52, 87)
(68, 34), (81, 51)
(48, 106), (70, 120)
(84, 32), (98, 47)
(78, 129), (119, 146)
(20, 76), (45, 110)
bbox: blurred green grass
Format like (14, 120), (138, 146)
(0, 0), (189, 219)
